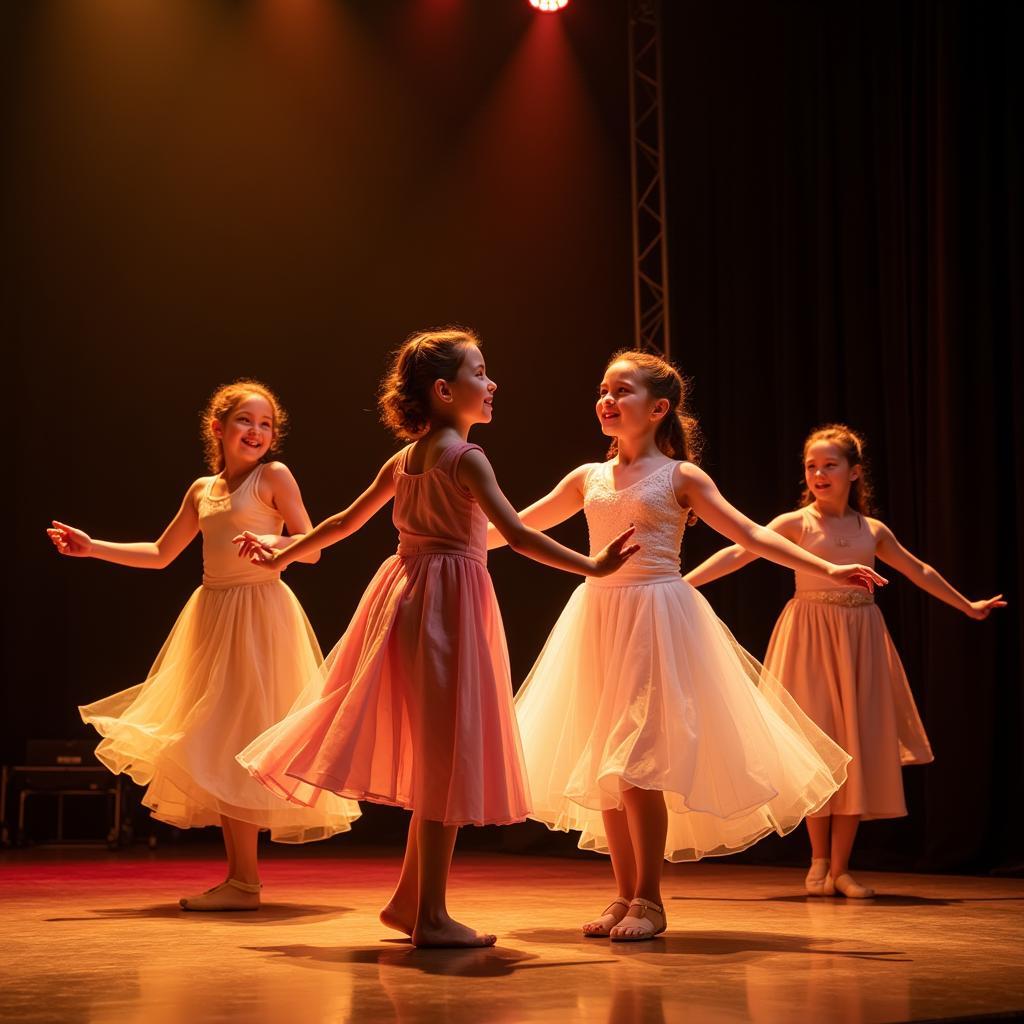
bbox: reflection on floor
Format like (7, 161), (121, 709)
(2, 848), (1023, 1023)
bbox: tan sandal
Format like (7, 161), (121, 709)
(179, 877), (262, 911)
(609, 898), (666, 942)
(582, 896), (631, 938)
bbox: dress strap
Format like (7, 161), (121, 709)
(446, 442), (484, 495)
(582, 462), (604, 494)
(798, 505), (814, 542)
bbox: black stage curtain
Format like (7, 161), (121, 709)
(4, 1), (1020, 874)
(663, 1), (1023, 872)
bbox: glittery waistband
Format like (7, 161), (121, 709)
(794, 589), (875, 607)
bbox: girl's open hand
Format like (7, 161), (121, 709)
(965, 595), (1006, 620)
(233, 530), (281, 569)
(47, 521), (92, 557)
(592, 527), (640, 578)
(232, 531), (276, 562)
(828, 563), (888, 592)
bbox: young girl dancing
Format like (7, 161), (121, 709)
(493, 351), (886, 942)
(685, 423), (1005, 898)
(47, 380), (359, 910)
(235, 328), (637, 948)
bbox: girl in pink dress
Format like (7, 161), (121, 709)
(495, 352), (885, 942)
(47, 381), (359, 911)
(685, 424), (1005, 898)
(236, 328), (637, 948)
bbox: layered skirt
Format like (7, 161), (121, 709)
(80, 579), (360, 842)
(515, 575), (851, 861)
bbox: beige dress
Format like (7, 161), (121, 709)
(763, 507), (934, 819)
(80, 464), (361, 842)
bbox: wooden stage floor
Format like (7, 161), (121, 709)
(2, 847), (1023, 1024)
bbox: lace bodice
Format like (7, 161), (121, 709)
(584, 460), (686, 584)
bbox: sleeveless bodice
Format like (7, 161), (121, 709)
(393, 442), (487, 565)
(199, 464), (283, 587)
(793, 506), (877, 594)
(584, 460), (686, 584)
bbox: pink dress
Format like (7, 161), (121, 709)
(763, 507), (933, 819)
(515, 461), (850, 862)
(80, 464), (360, 842)
(238, 442), (531, 826)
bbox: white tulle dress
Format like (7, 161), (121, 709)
(79, 464), (361, 842)
(514, 460), (851, 862)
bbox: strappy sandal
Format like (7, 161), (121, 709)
(179, 877), (262, 911)
(582, 896), (631, 938)
(609, 898), (666, 942)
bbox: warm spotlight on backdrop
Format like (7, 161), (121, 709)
(529, 0), (570, 12)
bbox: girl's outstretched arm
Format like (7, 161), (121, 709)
(47, 481), (203, 570)
(874, 520), (1006, 619)
(677, 464), (887, 591)
(684, 512), (802, 586)
(485, 465), (591, 551)
(232, 463), (321, 564)
(460, 451), (636, 577)
(249, 453), (401, 572)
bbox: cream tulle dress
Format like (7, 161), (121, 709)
(514, 460), (850, 862)
(79, 464), (360, 842)
(762, 507), (933, 819)
(237, 442), (531, 827)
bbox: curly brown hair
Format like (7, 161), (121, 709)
(603, 349), (703, 465)
(799, 423), (876, 515)
(378, 327), (480, 441)
(199, 379), (289, 473)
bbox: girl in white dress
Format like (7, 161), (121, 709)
(492, 351), (885, 941)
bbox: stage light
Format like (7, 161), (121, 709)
(529, 0), (570, 12)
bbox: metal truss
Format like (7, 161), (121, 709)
(627, 0), (670, 358)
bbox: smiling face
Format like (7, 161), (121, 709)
(435, 344), (496, 427)
(213, 394), (276, 470)
(596, 359), (668, 443)
(804, 440), (860, 506)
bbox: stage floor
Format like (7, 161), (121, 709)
(2, 848), (1023, 1024)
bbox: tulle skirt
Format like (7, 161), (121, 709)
(764, 594), (933, 819)
(514, 575), (850, 862)
(238, 552), (531, 827)
(80, 579), (360, 842)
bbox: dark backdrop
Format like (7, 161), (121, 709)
(4, 1), (1020, 873)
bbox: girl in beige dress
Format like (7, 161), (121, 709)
(685, 424), (1004, 897)
(48, 380), (359, 910)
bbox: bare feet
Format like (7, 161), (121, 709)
(411, 913), (497, 948)
(583, 896), (631, 937)
(826, 872), (875, 898)
(379, 900), (415, 937)
(179, 878), (261, 911)
(610, 898), (666, 942)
